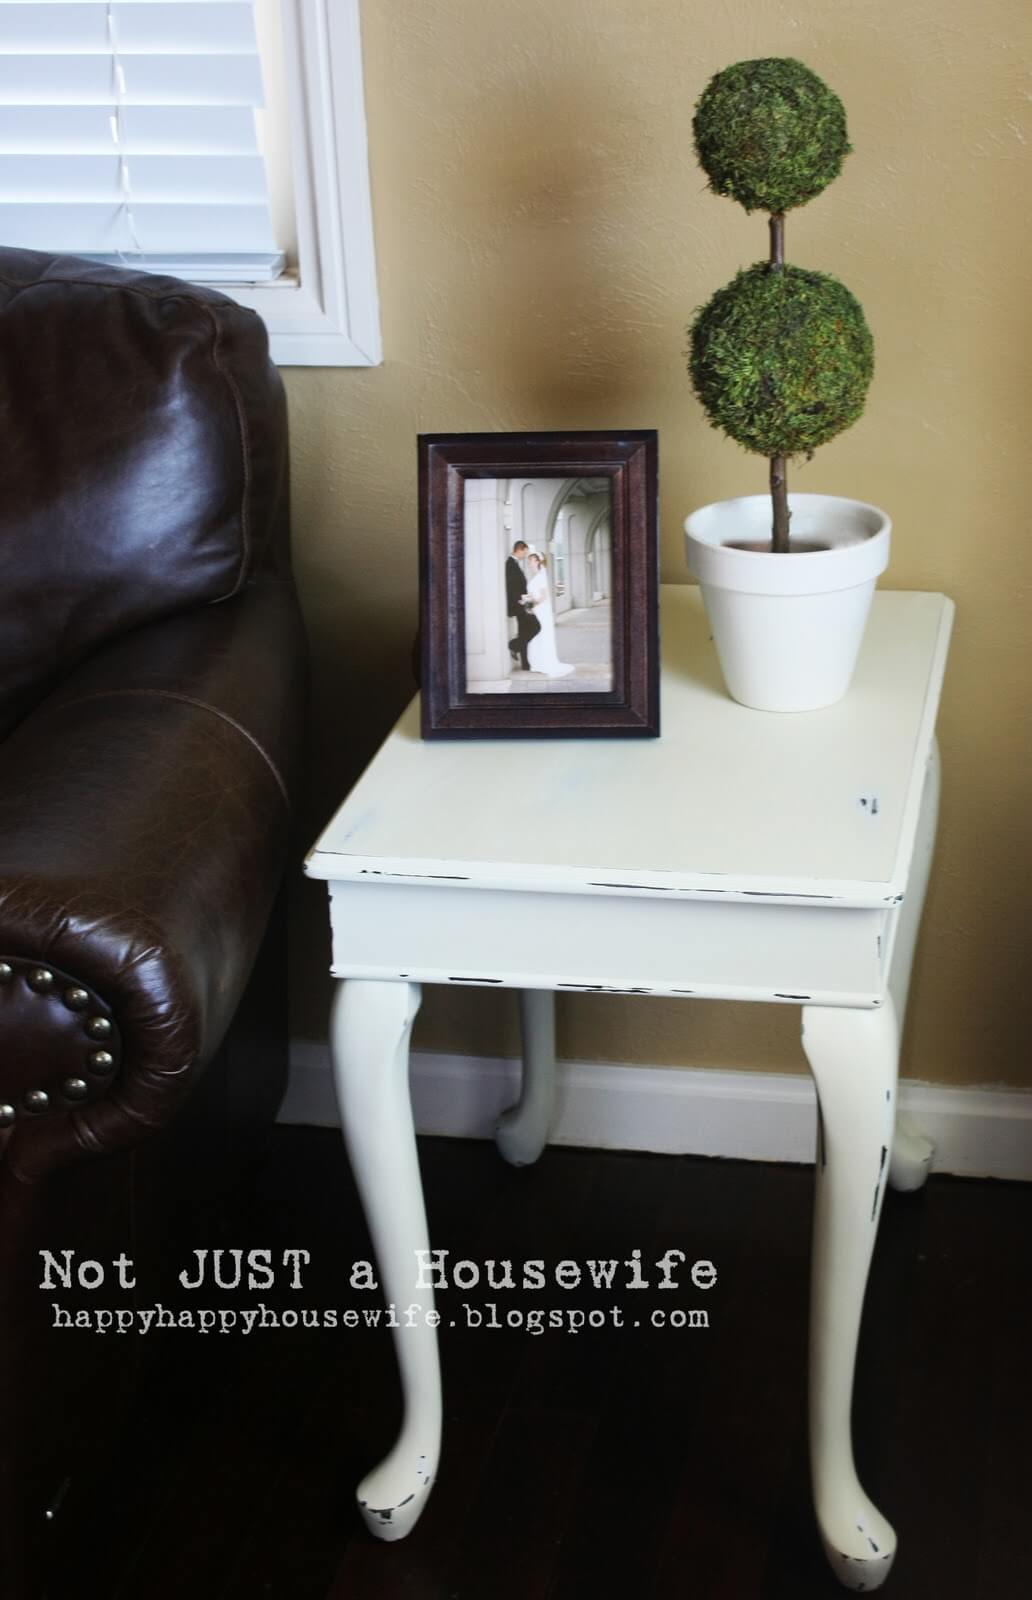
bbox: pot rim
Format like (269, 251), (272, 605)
(684, 493), (891, 597)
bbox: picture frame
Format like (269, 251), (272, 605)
(418, 430), (659, 739)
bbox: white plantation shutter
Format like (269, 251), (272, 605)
(0, 0), (284, 282)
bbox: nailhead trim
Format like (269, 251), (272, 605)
(1, 958), (121, 1120)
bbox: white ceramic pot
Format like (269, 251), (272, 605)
(684, 493), (891, 712)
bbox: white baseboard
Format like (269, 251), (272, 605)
(282, 1041), (1032, 1182)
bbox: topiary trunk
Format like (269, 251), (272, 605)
(769, 454), (790, 552)
(768, 213), (790, 552)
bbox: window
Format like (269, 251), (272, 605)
(0, 0), (381, 366)
(0, 0), (284, 280)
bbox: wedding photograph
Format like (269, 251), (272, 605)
(464, 477), (614, 695)
(418, 431), (659, 738)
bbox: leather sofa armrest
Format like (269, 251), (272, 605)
(0, 579), (306, 1181)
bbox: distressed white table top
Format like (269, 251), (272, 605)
(307, 587), (953, 908)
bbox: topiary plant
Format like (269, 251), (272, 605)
(687, 59), (873, 552)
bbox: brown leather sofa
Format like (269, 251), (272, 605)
(0, 248), (307, 1596)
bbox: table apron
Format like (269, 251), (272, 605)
(327, 882), (890, 1007)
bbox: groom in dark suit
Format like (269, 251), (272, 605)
(505, 540), (540, 671)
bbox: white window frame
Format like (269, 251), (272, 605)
(230, 0), (381, 367)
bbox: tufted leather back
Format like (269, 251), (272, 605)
(0, 247), (289, 740)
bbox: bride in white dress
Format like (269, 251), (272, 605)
(525, 553), (574, 678)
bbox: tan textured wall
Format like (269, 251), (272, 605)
(286, 0), (1032, 1089)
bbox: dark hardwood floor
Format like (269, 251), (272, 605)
(44, 1127), (1031, 1599)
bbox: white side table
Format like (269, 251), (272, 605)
(306, 585), (953, 1591)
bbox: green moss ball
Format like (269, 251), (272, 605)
(693, 58), (850, 214)
(689, 263), (874, 458)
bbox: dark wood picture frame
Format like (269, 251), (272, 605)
(419, 431), (659, 739)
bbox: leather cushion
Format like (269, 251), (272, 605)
(0, 247), (282, 739)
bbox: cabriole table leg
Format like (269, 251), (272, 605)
(887, 740), (940, 1193)
(802, 998), (900, 1591)
(330, 979), (441, 1540)
(495, 988), (557, 1167)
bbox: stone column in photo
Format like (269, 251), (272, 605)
(551, 506), (573, 615)
(463, 478), (512, 686)
(565, 494), (609, 608)
(564, 505), (588, 610)
(589, 515), (612, 599)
